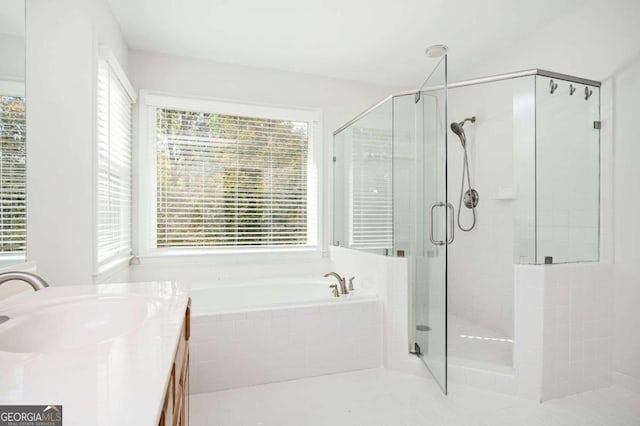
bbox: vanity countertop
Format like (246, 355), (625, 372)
(0, 281), (190, 426)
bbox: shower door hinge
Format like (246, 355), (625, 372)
(414, 92), (421, 104)
(410, 342), (422, 356)
(593, 121), (601, 129)
(332, 156), (337, 162)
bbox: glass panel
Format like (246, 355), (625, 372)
(333, 99), (393, 255)
(411, 56), (448, 393)
(392, 94), (414, 256)
(535, 76), (600, 263)
(513, 76), (537, 264)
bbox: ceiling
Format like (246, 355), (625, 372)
(108, 0), (591, 88)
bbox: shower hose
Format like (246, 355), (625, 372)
(458, 142), (476, 232)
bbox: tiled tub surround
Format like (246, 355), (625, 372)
(189, 277), (383, 393)
(329, 246), (428, 377)
(515, 263), (612, 401)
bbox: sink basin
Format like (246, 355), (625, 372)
(0, 296), (157, 353)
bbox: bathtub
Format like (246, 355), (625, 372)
(190, 276), (376, 315)
(189, 276), (383, 393)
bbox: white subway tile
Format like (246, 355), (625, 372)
(556, 363), (570, 383)
(555, 341), (571, 366)
(570, 341), (584, 363)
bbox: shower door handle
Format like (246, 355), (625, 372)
(429, 202), (446, 246)
(446, 203), (455, 245)
(429, 202), (455, 246)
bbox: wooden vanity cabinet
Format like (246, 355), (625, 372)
(159, 298), (191, 426)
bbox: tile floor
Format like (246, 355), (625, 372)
(190, 368), (640, 426)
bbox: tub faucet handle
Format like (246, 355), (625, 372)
(348, 277), (355, 291)
(329, 284), (340, 298)
(324, 271), (348, 295)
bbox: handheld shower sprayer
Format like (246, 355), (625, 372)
(450, 116), (478, 232)
(449, 117), (476, 148)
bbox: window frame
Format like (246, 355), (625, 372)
(0, 80), (26, 266)
(136, 91), (323, 262)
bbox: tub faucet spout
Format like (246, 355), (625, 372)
(324, 272), (348, 295)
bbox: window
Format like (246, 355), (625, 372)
(95, 49), (135, 274)
(0, 83), (26, 260)
(139, 94), (320, 257)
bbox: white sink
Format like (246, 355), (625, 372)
(0, 296), (157, 353)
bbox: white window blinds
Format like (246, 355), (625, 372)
(0, 94), (26, 256)
(154, 107), (316, 250)
(96, 57), (134, 271)
(349, 126), (392, 250)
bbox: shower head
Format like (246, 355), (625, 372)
(450, 117), (476, 148)
(450, 122), (467, 148)
(450, 122), (464, 137)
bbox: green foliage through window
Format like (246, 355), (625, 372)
(156, 108), (309, 248)
(0, 95), (26, 254)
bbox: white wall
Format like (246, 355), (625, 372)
(117, 50), (404, 283)
(26, 0), (128, 286)
(611, 53), (640, 392)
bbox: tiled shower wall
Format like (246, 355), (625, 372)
(515, 263), (612, 401)
(447, 79), (516, 338)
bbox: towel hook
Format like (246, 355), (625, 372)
(584, 86), (593, 100)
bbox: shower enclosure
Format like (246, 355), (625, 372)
(333, 57), (601, 394)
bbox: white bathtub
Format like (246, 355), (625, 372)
(189, 276), (383, 393)
(190, 276), (376, 315)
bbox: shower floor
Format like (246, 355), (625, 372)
(448, 314), (513, 372)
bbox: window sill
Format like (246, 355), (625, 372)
(134, 246), (323, 266)
(93, 255), (133, 283)
(0, 254), (27, 270)
(0, 259), (34, 273)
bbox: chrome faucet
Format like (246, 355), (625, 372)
(0, 272), (50, 325)
(324, 272), (348, 295)
(0, 272), (49, 290)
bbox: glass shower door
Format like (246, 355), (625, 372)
(411, 56), (449, 393)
